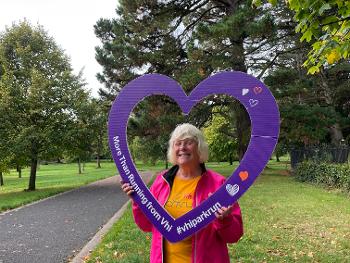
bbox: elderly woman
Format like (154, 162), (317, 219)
(121, 123), (243, 263)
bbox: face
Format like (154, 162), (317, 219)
(173, 138), (200, 166)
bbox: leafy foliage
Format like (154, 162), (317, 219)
(295, 161), (350, 191)
(203, 106), (238, 163)
(256, 0), (350, 73)
(63, 96), (99, 173)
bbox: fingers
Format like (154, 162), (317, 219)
(120, 180), (134, 196)
(215, 205), (233, 220)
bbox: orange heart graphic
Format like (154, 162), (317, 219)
(239, 171), (249, 181)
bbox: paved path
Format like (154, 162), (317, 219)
(0, 172), (153, 263)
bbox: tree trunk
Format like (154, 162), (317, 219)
(28, 155), (38, 191)
(227, 28), (250, 161)
(0, 172), (4, 186)
(97, 155), (101, 168)
(276, 152), (280, 162)
(96, 134), (103, 168)
(78, 158), (82, 174)
(329, 123), (343, 146)
(17, 164), (22, 178)
(236, 103), (250, 161)
(229, 155), (233, 165)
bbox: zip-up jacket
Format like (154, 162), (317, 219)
(132, 165), (244, 263)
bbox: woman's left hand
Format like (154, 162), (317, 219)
(215, 205), (233, 220)
(208, 192), (233, 220)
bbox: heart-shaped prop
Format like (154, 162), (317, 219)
(108, 71), (279, 242)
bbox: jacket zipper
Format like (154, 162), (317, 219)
(161, 175), (171, 263)
(161, 171), (205, 263)
(192, 173), (205, 263)
(193, 186), (199, 263)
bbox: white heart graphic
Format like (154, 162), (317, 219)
(242, 88), (249, 96)
(226, 184), (240, 196)
(249, 99), (259, 107)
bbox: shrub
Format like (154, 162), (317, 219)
(294, 161), (350, 192)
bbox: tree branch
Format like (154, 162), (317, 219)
(178, 4), (225, 39)
(244, 31), (296, 56)
(320, 16), (350, 27)
(257, 46), (305, 79)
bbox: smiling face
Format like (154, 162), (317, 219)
(174, 138), (200, 166)
(167, 123), (209, 165)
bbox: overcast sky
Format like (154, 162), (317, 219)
(0, 0), (118, 97)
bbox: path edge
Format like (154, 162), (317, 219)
(70, 171), (154, 263)
(70, 199), (131, 263)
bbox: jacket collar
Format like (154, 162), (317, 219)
(162, 163), (207, 188)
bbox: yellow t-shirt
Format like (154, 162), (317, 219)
(164, 175), (201, 263)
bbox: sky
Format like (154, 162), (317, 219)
(0, 0), (118, 97)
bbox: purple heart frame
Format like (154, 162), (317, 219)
(108, 71), (279, 242)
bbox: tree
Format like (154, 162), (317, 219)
(257, 0), (350, 74)
(128, 96), (184, 168)
(0, 95), (13, 185)
(64, 97), (109, 173)
(265, 64), (349, 147)
(0, 157), (11, 186)
(64, 92), (96, 174)
(203, 106), (238, 164)
(0, 21), (87, 190)
(95, 0), (296, 160)
(89, 99), (109, 169)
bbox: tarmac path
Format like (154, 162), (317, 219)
(0, 172), (153, 263)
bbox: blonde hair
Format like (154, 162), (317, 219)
(167, 123), (209, 165)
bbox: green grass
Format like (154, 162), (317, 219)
(231, 163), (350, 262)
(0, 161), (119, 212)
(86, 160), (350, 262)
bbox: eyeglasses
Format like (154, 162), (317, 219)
(174, 139), (196, 148)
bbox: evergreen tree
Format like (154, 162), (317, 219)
(128, 96), (184, 168)
(95, 0), (300, 160)
(265, 63), (349, 147)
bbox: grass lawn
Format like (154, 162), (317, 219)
(86, 160), (350, 263)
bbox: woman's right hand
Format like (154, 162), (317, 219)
(120, 180), (134, 196)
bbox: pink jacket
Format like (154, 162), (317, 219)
(132, 166), (244, 263)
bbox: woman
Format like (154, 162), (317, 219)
(121, 123), (243, 262)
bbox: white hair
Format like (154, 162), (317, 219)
(167, 123), (209, 165)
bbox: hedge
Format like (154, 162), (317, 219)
(294, 161), (350, 192)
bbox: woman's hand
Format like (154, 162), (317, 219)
(120, 180), (134, 196)
(215, 205), (233, 220)
(208, 192), (233, 220)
